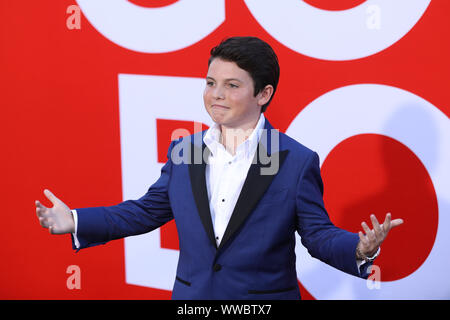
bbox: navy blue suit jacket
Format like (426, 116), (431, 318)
(73, 119), (371, 299)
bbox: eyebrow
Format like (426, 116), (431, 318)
(206, 76), (242, 83)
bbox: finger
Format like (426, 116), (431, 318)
(390, 218), (404, 229)
(361, 222), (376, 242)
(36, 206), (46, 217)
(48, 220), (59, 235)
(370, 214), (382, 235)
(361, 221), (371, 234)
(38, 216), (45, 227)
(35, 200), (48, 210)
(358, 231), (369, 246)
(43, 189), (60, 206)
(36, 206), (51, 220)
(38, 216), (49, 228)
(383, 212), (392, 232)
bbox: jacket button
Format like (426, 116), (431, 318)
(213, 264), (222, 272)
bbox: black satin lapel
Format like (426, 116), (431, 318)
(218, 144), (289, 251)
(188, 143), (217, 249)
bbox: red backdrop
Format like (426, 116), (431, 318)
(1, 0), (449, 299)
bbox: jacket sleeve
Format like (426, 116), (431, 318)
(295, 151), (370, 278)
(72, 141), (176, 251)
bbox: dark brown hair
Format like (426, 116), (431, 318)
(208, 37), (280, 112)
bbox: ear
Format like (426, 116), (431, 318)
(256, 85), (274, 107)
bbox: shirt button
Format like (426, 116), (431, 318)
(213, 264), (222, 272)
(222, 199), (225, 202)
(228, 161), (232, 165)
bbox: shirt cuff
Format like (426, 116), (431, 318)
(356, 247), (381, 275)
(356, 259), (366, 270)
(71, 209), (80, 249)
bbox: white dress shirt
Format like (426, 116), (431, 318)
(203, 113), (265, 246)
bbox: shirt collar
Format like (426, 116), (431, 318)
(203, 113), (266, 159)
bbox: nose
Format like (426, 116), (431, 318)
(212, 85), (225, 100)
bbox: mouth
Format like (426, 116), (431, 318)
(211, 104), (229, 109)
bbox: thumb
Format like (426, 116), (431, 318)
(391, 218), (404, 229)
(43, 189), (61, 206)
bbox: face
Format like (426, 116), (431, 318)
(204, 58), (272, 131)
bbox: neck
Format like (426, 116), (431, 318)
(219, 115), (261, 156)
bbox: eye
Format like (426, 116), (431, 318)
(228, 83), (239, 88)
(206, 81), (214, 87)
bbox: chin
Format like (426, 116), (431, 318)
(212, 118), (226, 126)
(208, 111), (227, 124)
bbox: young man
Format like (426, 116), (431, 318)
(36, 37), (403, 299)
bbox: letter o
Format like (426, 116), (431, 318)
(244, 0), (431, 60)
(287, 84), (450, 299)
(75, 0), (225, 53)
